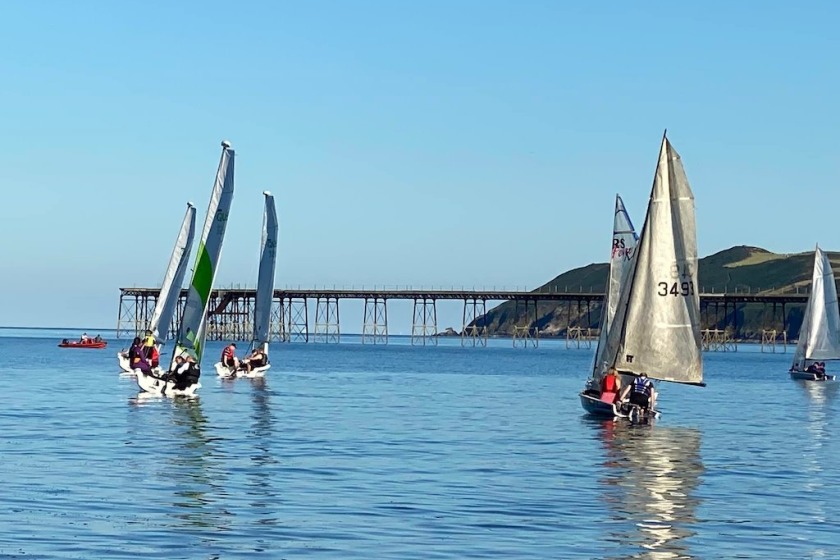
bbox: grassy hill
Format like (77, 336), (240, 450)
(470, 246), (838, 340)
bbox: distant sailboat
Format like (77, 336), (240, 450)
(789, 246), (839, 381)
(119, 202), (196, 373)
(580, 194), (639, 413)
(580, 133), (705, 419)
(137, 140), (235, 396)
(216, 191), (279, 378)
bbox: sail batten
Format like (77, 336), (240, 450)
(148, 203), (196, 343)
(602, 135), (703, 385)
(171, 142), (235, 368)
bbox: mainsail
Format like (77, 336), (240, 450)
(791, 246), (840, 369)
(148, 202), (196, 343)
(252, 191), (279, 352)
(591, 194), (638, 384)
(170, 141), (235, 368)
(602, 134), (703, 385)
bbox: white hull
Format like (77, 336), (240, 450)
(790, 370), (836, 382)
(117, 352), (132, 373)
(215, 361), (270, 378)
(136, 370), (201, 397)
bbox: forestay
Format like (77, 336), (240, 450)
(171, 141), (235, 368)
(591, 194), (638, 385)
(792, 246), (840, 369)
(602, 136), (703, 385)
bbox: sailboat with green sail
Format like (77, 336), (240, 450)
(137, 140), (235, 396)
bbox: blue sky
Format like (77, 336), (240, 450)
(1, 0), (837, 331)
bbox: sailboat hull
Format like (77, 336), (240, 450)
(789, 371), (836, 382)
(215, 361), (271, 378)
(117, 352), (132, 373)
(580, 392), (622, 417)
(136, 370), (201, 397)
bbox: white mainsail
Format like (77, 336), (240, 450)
(253, 191), (279, 353)
(148, 202), (196, 343)
(590, 194), (638, 384)
(170, 140), (235, 368)
(791, 246), (840, 370)
(602, 135), (704, 385)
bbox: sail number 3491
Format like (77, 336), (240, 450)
(657, 281), (695, 297)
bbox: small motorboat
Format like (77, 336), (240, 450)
(58, 338), (107, 349)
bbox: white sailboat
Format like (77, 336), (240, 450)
(119, 202), (196, 373)
(580, 133), (705, 419)
(789, 246), (840, 381)
(216, 191), (279, 378)
(579, 194), (639, 412)
(137, 140), (235, 397)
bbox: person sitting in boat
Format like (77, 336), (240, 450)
(169, 354), (201, 390)
(141, 330), (156, 358)
(149, 345), (160, 369)
(127, 336), (143, 363)
(238, 347), (267, 373)
(619, 372), (657, 412)
(94, 335), (102, 343)
(80, 332), (89, 342)
(221, 343), (239, 371)
(599, 367), (622, 402)
(806, 362), (820, 374)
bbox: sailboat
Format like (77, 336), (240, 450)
(579, 194), (639, 413)
(789, 246), (839, 381)
(215, 191), (279, 378)
(137, 140), (235, 397)
(580, 133), (705, 419)
(118, 202), (196, 373)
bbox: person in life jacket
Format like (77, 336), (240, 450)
(620, 372), (657, 411)
(169, 354), (201, 390)
(221, 343), (239, 370)
(600, 367), (622, 402)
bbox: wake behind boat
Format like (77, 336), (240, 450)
(789, 245), (840, 382)
(580, 132), (705, 420)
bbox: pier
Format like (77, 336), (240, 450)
(117, 287), (809, 348)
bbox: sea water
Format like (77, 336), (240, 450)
(0, 328), (837, 559)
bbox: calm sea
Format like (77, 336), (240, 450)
(1, 328), (837, 559)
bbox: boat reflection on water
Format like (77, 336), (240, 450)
(594, 419), (704, 560)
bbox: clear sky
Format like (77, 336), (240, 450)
(1, 0), (837, 331)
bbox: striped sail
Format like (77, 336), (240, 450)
(590, 194), (638, 385)
(148, 202), (196, 342)
(602, 134), (704, 385)
(253, 191), (279, 352)
(171, 141), (235, 367)
(792, 246), (840, 369)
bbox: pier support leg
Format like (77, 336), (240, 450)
(461, 298), (488, 347)
(315, 296), (341, 343)
(512, 299), (538, 348)
(362, 297), (388, 344)
(272, 297), (288, 342)
(287, 297), (309, 343)
(411, 298), (438, 346)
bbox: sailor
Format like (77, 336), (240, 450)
(239, 347), (267, 373)
(170, 354), (201, 390)
(141, 329), (156, 360)
(620, 372), (657, 412)
(600, 367), (622, 401)
(221, 342), (239, 371)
